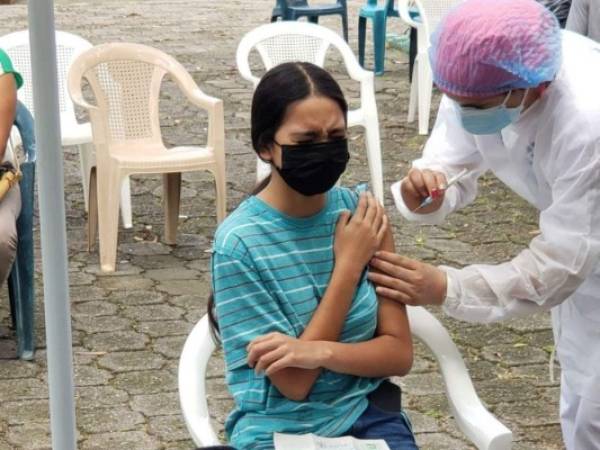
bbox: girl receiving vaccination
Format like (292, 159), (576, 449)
(209, 62), (417, 450)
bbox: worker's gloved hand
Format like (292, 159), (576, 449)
(368, 251), (447, 306)
(401, 168), (447, 213)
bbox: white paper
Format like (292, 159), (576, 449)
(274, 432), (391, 450)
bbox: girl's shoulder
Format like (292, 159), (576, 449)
(213, 198), (257, 257)
(331, 183), (369, 212)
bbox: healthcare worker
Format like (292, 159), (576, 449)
(366, 0), (600, 448)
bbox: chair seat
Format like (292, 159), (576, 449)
(111, 144), (216, 172)
(359, 3), (387, 17)
(289, 4), (345, 14)
(61, 121), (92, 146)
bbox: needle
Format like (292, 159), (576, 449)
(412, 168), (469, 212)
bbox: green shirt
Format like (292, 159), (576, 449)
(0, 48), (23, 89)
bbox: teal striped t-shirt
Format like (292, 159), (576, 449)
(212, 185), (382, 450)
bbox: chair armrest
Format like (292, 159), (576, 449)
(397, 0), (421, 28)
(165, 62), (225, 155)
(161, 56), (223, 112)
(180, 83), (223, 112)
(235, 34), (262, 89)
(67, 55), (99, 113)
(14, 102), (36, 164)
(178, 315), (221, 447)
(407, 307), (513, 450)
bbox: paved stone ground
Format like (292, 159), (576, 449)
(0, 1), (564, 449)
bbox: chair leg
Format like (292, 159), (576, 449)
(409, 27), (417, 83)
(373, 13), (387, 75)
(87, 167), (98, 252)
(163, 172), (181, 245)
(120, 176), (133, 229)
(341, 12), (349, 42)
(214, 166), (227, 224)
(8, 255), (34, 360)
(407, 58), (419, 123)
(364, 123), (385, 204)
(12, 162), (36, 360)
(78, 143), (94, 213)
(96, 166), (121, 272)
(418, 59), (433, 135)
(7, 270), (18, 331)
(358, 16), (367, 67)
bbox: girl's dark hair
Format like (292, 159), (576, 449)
(207, 62), (348, 339)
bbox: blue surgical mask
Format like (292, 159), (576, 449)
(457, 90), (527, 135)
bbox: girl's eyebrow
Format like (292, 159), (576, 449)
(289, 131), (320, 139)
(289, 127), (346, 140)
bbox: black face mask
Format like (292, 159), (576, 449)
(273, 138), (350, 196)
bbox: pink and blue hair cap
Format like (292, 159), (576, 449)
(429, 0), (562, 98)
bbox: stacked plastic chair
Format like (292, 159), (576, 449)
(398, 0), (465, 134)
(68, 43), (227, 272)
(358, 0), (400, 75)
(0, 30), (134, 229)
(6, 101), (36, 360)
(271, 0), (349, 42)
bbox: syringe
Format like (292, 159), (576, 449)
(413, 168), (469, 212)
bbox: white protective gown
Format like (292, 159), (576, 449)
(393, 31), (600, 406)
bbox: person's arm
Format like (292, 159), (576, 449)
(392, 96), (488, 225)
(0, 74), (17, 162)
(566, 0), (589, 36)
(248, 228), (414, 378)
(369, 138), (600, 323)
(318, 227), (413, 377)
(266, 193), (387, 400)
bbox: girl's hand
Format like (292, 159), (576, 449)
(334, 192), (388, 279)
(247, 333), (328, 376)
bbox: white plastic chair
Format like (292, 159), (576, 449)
(0, 30), (133, 228)
(179, 310), (513, 449)
(68, 43), (227, 272)
(398, 0), (464, 135)
(236, 22), (384, 204)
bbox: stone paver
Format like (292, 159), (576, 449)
(0, 0), (561, 448)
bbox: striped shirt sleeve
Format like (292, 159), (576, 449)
(212, 250), (295, 371)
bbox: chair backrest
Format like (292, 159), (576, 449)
(415, 0), (464, 43)
(0, 30), (92, 129)
(237, 21), (372, 95)
(236, 22), (384, 202)
(278, 0), (309, 7)
(178, 315), (221, 447)
(68, 43), (182, 151)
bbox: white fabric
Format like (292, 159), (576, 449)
(560, 373), (600, 450)
(393, 31), (600, 403)
(567, 0), (600, 43)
